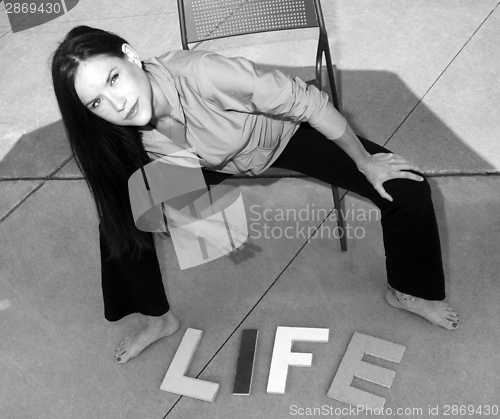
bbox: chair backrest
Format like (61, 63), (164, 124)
(177, 0), (326, 49)
(176, 0), (339, 110)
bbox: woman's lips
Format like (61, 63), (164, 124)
(125, 100), (138, 120)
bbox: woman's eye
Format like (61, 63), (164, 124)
(111, 74), (119, 85)
(92, 98), (103, 109)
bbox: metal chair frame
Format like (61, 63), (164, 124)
(176, 0), (347, 251)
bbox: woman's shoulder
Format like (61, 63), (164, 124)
(143, 49), (216, 77)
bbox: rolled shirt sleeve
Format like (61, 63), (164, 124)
(199, 53), (347, 139)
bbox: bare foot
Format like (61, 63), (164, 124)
(114, 311), (180, 363)
(385, 285), (459, 331)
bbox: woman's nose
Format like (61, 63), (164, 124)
(108, 94), (126, 112)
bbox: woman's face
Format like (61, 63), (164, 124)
(74, 44), (153, 126)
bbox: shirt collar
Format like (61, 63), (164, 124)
(142, 57), (185, 126)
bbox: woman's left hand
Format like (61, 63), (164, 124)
(357, 153), (424, 202)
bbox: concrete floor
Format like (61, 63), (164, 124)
(1, 1), (499, 418)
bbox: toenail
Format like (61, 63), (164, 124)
(117, 357), (121, 362)
(452, 323), (457, 328)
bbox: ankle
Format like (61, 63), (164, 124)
(145, 313), (168, 329)
(387, 284), (416, 304)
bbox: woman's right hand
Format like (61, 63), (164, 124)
(358, 153), (424, 202)
(196, 218), (247, 254)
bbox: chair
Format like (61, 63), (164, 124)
(176, 0), (347, 251)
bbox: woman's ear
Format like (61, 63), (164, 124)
(121, 43), (142, 68)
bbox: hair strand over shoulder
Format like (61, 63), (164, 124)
(51, 25), (156, 261)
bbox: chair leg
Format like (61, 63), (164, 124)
(331, 185), (347, 251)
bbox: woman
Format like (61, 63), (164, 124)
(51, 26), (459, 364)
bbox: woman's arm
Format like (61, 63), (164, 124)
(313, 110), (369, 168)
(200, 53), (424, 201)
(315, 106), (424, 201)
(200, 53), (339, 130)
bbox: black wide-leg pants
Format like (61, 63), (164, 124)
(100, 123), (445, 321)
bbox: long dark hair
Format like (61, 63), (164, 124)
(51, 26), (155, 261)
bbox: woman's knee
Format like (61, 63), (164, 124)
(385, 172), (432, 208)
